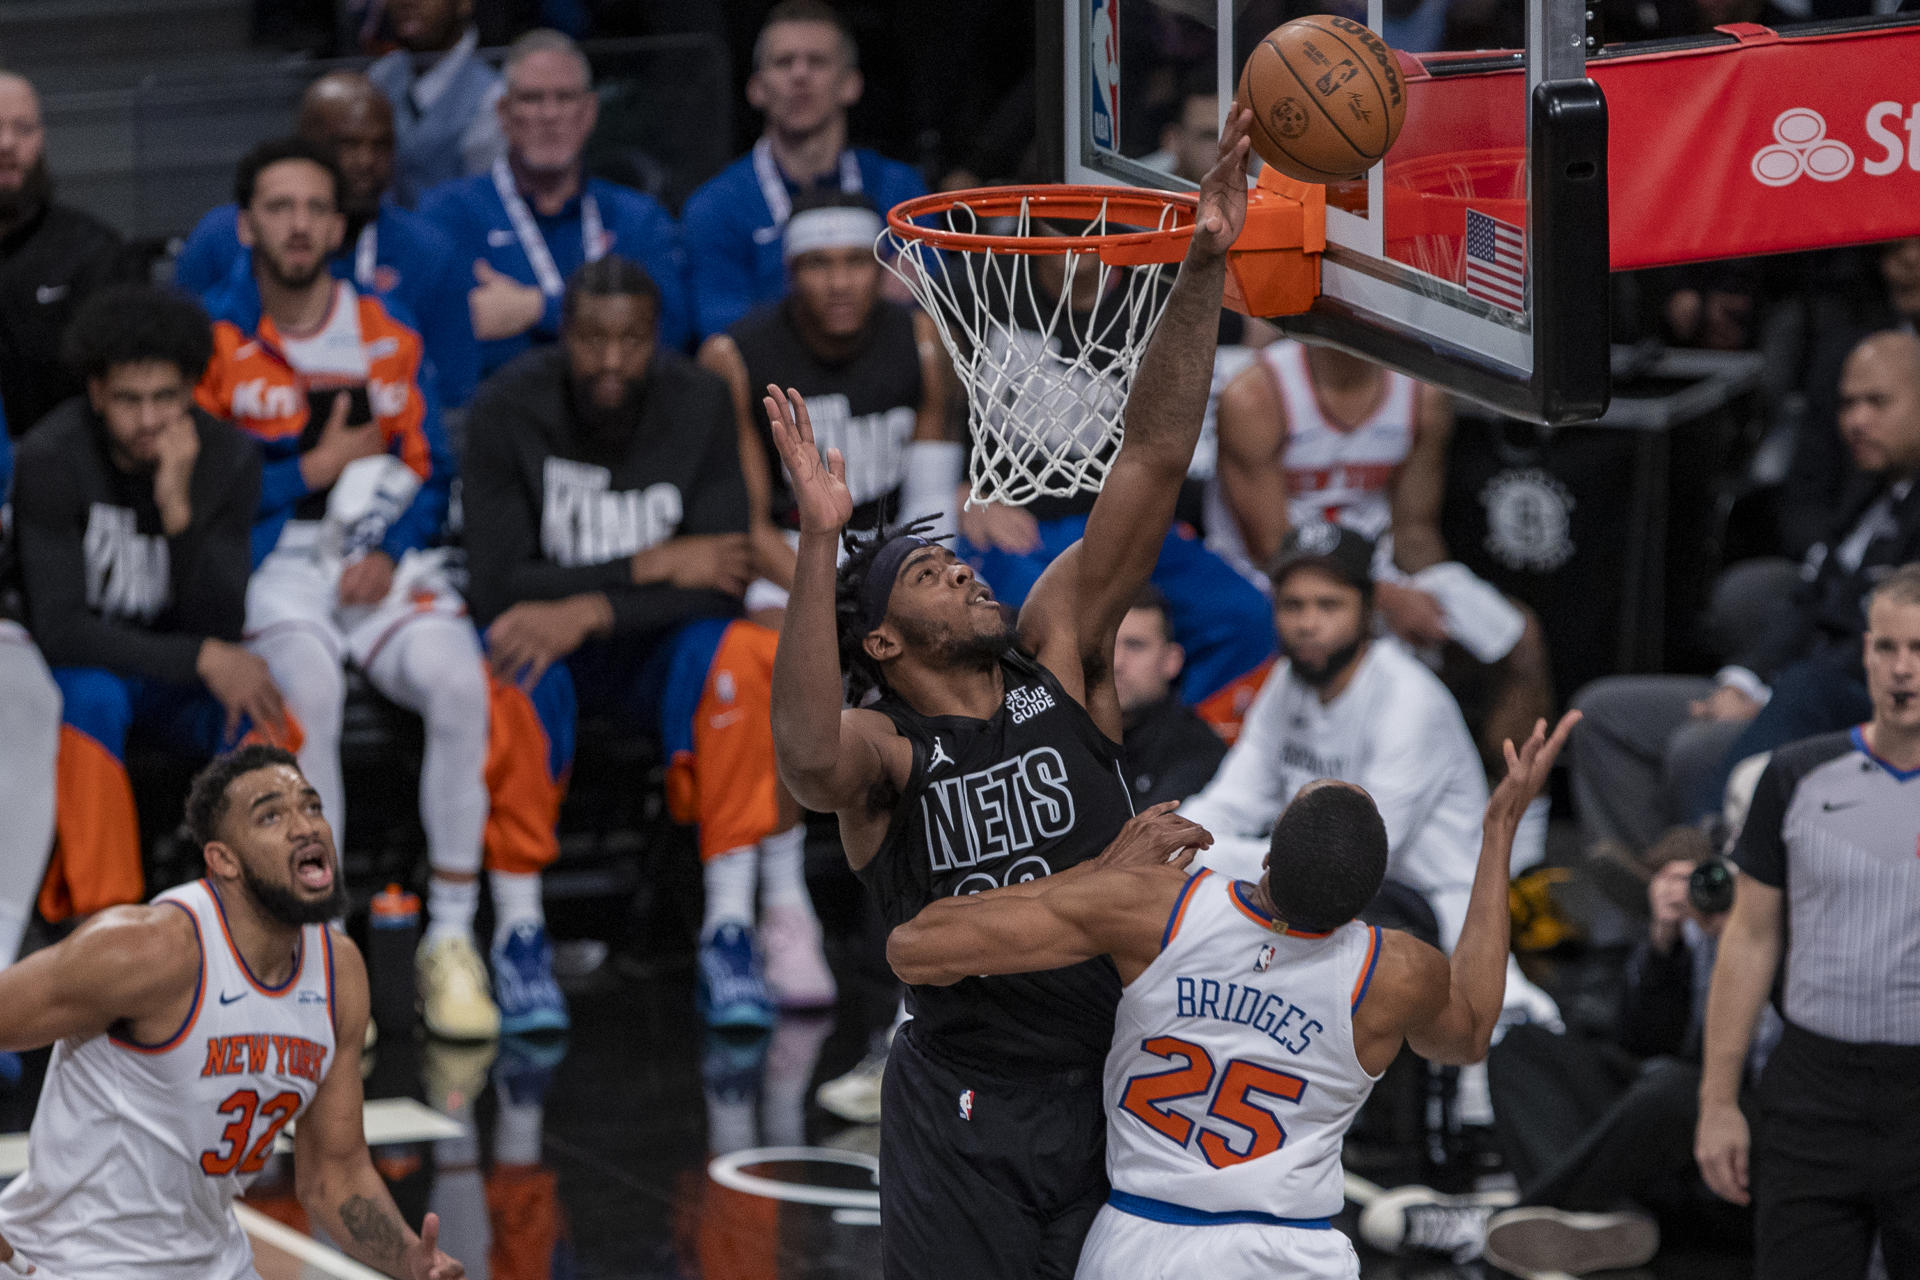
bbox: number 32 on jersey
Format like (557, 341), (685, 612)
(1119, 1035), (1306, 1168)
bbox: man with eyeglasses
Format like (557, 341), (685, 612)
(419, 28), (692, 379)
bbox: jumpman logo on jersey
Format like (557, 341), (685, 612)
(928, 738), (956, 771)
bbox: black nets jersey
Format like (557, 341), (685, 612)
(858, 647), (1135, 1073)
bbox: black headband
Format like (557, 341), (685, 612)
(859, 534), (934, 633)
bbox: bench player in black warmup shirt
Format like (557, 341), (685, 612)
(768, 109), (1253, 1279)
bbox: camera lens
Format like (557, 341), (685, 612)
(1689, 859), (1734, 915)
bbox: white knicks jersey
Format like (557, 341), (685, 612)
(0, 880), (338, 1280)
(1103, 870), (1383, 1220)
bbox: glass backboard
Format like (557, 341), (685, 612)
(1043, 0), (1611, 423)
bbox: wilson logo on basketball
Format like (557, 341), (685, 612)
(1752, 103), (1920, 187)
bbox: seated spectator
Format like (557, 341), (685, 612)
(1113, 587), (1226, 808)
(1211, 339), (1553, 782)
(463, 256), (832, 1029)
(1572, 330), (1920, 866)
(697, 191), (955, 625)
(952, 250), (1277, 738)
(681, 1), (926, 339)
(173, 72), (481, 407)
(196, 138), (559, 1042)
(0, 410), (61, 984)
(0, 73), (135, 435)
(419, 29), (691, 379)
(14, 284), (289, 923)
(1359, 855), (1765, 1272)
(368, 0), (508, 208)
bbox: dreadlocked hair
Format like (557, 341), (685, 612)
(834, 516), (946, 703)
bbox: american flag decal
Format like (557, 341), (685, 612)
(1464, 208), (1525, 313)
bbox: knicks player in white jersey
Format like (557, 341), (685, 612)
(1210, 341), (1552, 790)
(0, 745), (462, 1280)
(889, 713), (1577, 1278)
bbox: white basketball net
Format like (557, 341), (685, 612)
(879, 194), (1184, 509)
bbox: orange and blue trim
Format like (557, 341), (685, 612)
(205, 879), (304, 996)
(1229, 880), (1333, 938)
(110, 900), (204, 1054)
(1161, 869), (1212, 949)
(1350, 925), (1383, 1013)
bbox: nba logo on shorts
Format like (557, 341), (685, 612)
(1255, 944), (1276, 973)
(958, 1089), (975, 1121)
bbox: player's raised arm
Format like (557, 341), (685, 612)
(1022, 108), (1252, 681)
(0, 905), (199, 1053)
(1392, 711), (1579, 1065)
(764, 387), (897, 818)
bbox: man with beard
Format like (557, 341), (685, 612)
(197, 138), (551, 1043)
(174, 73), (479, 408)
(367, 0), (506, 207)
(13, 283), (290, 927)
(0, 72), (135, 435)
(764, 110), (1253, 1280)
(419, 29), (691, 379)
(1181, 524), (1489, 965)
(463, 255), (833, 1027)
(698, 190), (955, 626)
(681, 1), (925, 339)
(0, 746), (463, 1280)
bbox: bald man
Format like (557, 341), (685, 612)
(0, 72), (133, 434)
(1572, 330), (1920, 856)
(172, 73), (479, 406)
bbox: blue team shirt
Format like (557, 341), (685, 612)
(172, 201), (480, 408)
(417, 171), (691, 375)
(680, 145), (926, 339)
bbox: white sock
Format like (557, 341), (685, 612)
(495, 1095), (544, 1167)
(702, 846), (758, 938)
(489, 871), (544, 944)
(757, 825), (811, 912)
(425, 875), (479, 945)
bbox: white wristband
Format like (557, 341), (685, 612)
(1712, 666), (1772, 707)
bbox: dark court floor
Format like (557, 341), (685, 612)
(0, 844), (1757, 1280)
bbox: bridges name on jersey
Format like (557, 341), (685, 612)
(540, 456), (683, 566)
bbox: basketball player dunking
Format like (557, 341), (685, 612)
(767, 110), (1254, 1279)
(0, 746), (461, 1280)
(887, 713), (1577, 1279)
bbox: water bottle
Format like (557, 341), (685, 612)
(367, 884), (421, 1034)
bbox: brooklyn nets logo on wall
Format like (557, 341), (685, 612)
(1480, 469), (1576, 572)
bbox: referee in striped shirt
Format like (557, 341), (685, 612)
(1696, 563), (1920, 1279)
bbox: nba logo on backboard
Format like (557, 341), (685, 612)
(1255, 944), (1277, 973)
(1089, 0), (1121, 153)
(958, 1089), (975, 1121)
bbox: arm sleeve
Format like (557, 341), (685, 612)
(1619, 936), (1697, 1057)
(683, 186), (756, 341)
(1359, 694), (1465, 859)
(379, 355), (453, 562)
(1731, 753), (1794, 888)
(166, 424), (258, 643)
(1180, 673), (1293, 838)
(14, 441), (203, 682)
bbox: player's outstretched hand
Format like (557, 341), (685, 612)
(1191, 103), (1254, 259)
(764, 385), (852, 536)
(1487, 710), (1581, 831)
(405, 1212), (465, 1279)
(1094, 801), (1214, 872)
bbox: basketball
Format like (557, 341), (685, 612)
(1235, 15), (1408, 183)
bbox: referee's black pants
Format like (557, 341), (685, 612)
(1753, 1022), (1920, 1280)
(878, 1021), (1108, 1280)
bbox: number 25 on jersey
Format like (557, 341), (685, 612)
(1119, 1035), (1306, 1168)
